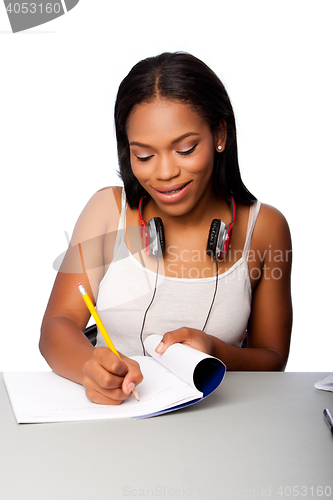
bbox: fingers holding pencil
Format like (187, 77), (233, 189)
(83, 348), (143, 406)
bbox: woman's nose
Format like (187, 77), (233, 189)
(155, 154), (180, 180)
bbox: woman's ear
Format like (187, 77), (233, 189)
(214, 119), (227, 152)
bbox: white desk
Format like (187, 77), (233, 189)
(1, 372), (332, 500)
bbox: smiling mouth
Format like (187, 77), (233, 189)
(155, 182), (191, 195)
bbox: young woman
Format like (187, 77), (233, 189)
(40, 52), (292, 405)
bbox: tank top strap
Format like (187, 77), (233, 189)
(243, 201), (261, 260)
(113, 187), (127, 251)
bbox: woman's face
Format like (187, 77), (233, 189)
(127, 98), (223, 218)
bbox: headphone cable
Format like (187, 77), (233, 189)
(140, 254), (159, 355)
(202, 258), (219, 331)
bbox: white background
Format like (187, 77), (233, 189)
(0, 1), (332, 372)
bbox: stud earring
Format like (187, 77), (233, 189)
(217, 145), (223, 151)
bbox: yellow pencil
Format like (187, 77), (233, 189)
(77, 283), (139, 401)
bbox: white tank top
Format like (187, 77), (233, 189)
(96, 189), (261, 356)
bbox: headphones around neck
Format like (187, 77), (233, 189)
(138, 196), (236, 260)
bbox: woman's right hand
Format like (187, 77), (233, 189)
(82, 347), (143, 405)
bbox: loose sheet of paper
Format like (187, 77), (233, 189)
(314, 373), (333, 392)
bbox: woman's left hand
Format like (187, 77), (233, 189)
(155, 327), (215, 356)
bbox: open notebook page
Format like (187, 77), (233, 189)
(3, 356), (202, 424)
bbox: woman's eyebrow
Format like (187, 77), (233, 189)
(171, 132), (200, 144)
(129, 132), (200, 148)
(129, 140), (152, 147)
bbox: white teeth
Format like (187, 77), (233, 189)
(167, 187), (181, 194)
(162, 183), (188, 194)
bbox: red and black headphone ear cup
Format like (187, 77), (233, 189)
(206, 219), (221, 258)
(154, 217), (165, 255)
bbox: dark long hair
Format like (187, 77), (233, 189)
(114, 52), (256, 208)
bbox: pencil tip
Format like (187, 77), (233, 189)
(132, 388), (140, 401)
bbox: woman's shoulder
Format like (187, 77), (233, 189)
(84, 186), (123, 215)
(253, 202), (292, 251)
(256, 202), (290, 231)
(71, 186), (124, 244)
(91, 185), (123, 205)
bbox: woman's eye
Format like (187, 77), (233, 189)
(135, 155), (153, 162)
(177, 143), (198, 156)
